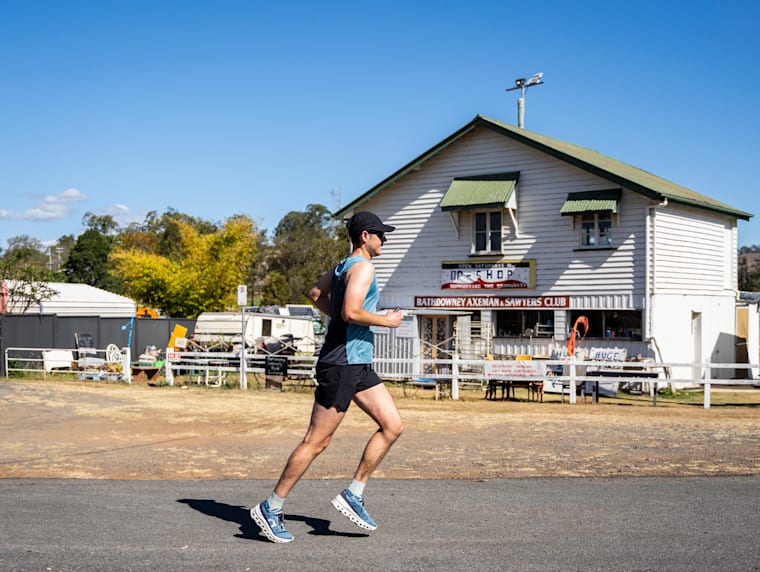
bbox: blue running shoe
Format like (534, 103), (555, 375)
(331, 489), (378, 531)
(251, 501), (294, 543)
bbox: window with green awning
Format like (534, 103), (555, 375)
(560, 189), (621, 215)
(440, 173), (519, 211)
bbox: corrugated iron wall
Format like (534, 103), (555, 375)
(0, 315), (195, 376)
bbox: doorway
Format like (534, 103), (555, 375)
(420, 315), (454, 376)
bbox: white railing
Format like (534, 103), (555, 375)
(6, 345), (758, 409)
(164, 350), (316, 388)
(373, 356), (759, 409)
(4, 346), (132, 383)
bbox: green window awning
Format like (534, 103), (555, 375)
(440, 173), (519, 212)
(560, 189), (622, 215)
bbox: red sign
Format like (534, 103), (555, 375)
(414, 296), (569, 309)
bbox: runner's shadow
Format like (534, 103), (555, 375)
(177, 499), (367, 541)
(287, 514), (368, 538)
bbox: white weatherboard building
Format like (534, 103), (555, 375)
(336, 115), (752, 380)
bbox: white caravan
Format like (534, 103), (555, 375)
(192, 311), (317, 354)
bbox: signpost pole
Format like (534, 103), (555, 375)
(238, 285), (248, 390)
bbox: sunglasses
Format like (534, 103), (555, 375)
(370, 231), (386, 243)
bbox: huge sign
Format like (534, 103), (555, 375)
(441, 260), (533, 289)
(415, 295), (569, 309)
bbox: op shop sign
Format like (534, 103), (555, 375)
(441, 261), (533, 289)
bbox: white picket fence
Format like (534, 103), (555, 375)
(5, 346), (759, 409)
(372, 355), (760, 409)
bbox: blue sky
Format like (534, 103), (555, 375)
(1, 1), (758, 251)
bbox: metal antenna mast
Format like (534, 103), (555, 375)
(506, 72), (544, 128)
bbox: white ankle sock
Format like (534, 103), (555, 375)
(348, 479), (366, 498)
(267, 492), (285, 512)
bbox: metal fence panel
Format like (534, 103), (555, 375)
(56, 316), (100, 351)
(0, 314), (197, 376)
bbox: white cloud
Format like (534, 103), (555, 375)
(0, 187), (89, 221)
(0, 189), (144, 236)
(104, 203), (144, 227)
(106, 203), (130, 215)
(45, 188), (87, 204)
(24, 204), (70, 220)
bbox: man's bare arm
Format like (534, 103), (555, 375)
(308, 269), (333, 316)
(342, 261), (402, 328)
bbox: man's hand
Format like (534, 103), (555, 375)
(385, 309), (403, 328)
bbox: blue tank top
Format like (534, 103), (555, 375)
(317, 255), (379, 365)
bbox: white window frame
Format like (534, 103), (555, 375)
(472, 210), (503, 254)
(578, 212), (613, 249)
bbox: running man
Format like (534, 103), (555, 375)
(251, 211), (404, 543)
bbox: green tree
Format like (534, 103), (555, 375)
(111, 215), (259, 317)
(0, 261), (58, 313)
(267, 204), (346, 303)
(82, 212), (119, 235)
(260, 271), (289, 306)
(49, 234), (76, 279)
(2, 235), (49, 271)
(63, 228), (122, 291)
(62, 213), (124, 291)
(738, 244), (760, 291)
(1, 235), (58, 316)
(119, 209), (219, 259)
(739, 266), (760, 292)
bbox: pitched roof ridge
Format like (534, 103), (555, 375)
(477, 115), (751, 220)
(336, 114), (751, 221)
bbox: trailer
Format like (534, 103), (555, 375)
(191, 311), (317, 355)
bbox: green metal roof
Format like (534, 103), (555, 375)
(440, 173), (518, 211)
(560, 189), (622, 215)
(335, 115), (752, 222)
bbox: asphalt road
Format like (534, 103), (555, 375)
(2, 476), (758, 572)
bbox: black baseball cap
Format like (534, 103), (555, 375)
(346, 211), (396, 239)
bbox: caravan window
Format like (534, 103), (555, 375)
(262, 318), (272, 337)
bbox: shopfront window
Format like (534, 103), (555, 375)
(495, 310), (554, 337)
(568, 310), (642, 340)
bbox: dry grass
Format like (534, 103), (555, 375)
(1, 378), (759, 480)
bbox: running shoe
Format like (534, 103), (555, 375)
(331, 489), (378, 531)
(251, 501), (294, 543)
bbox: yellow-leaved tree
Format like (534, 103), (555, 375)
(111, 215), (258, 317)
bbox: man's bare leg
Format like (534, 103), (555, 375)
(252, 402), (344, 543)
(331, 383), (403, 530)
(350, 383), (404, 482)
(273, 401), (345, 498)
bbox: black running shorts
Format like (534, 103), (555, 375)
(314, 362), (382, 412)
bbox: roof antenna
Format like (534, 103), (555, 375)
(506, 72), (544, 128)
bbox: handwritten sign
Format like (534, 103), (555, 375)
(588, 347), (627, 362)
(485, 360), (545, 379)
(265, 355), (288, 377)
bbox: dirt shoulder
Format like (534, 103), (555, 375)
(1, 379), (759, 480)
